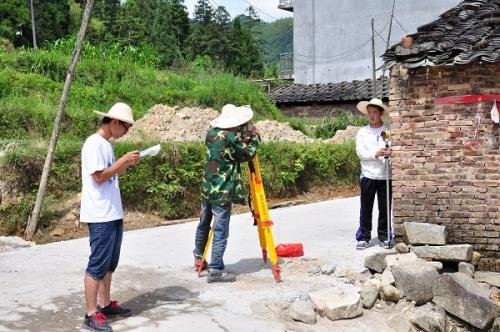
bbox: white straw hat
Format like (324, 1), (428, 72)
(210, 104), (253, 129)
(94, 102), (135, 125)
(357, 98), (390, 123)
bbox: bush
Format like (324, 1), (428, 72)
(0, 46), (284, 140)
(314, 110), (368, 139)
(0, 140), (360, 235)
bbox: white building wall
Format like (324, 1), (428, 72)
(293, 0), (460, 84)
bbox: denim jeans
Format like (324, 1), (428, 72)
(86, 219), (123, 280)
(193, 201), (232, 272)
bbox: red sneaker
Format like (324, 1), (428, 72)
(98, 300), (131, 317)
(82, 311), (112, 331)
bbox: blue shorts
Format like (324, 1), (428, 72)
(86, 219), (123, 280)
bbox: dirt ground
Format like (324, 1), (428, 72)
(34, 185), (358, 244)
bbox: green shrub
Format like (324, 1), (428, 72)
(0, 139), (360, 235)
(314, 110), (368, 139)
(0, 47), (283, 141)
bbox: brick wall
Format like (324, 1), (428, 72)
(277, 102), (359, 118)
(389, 62), (500, 271)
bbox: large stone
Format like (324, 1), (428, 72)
(471, 251), (481, 266)
(392, 260), (439, 305)
(433, 272), (500, 329)
(380, 285), (401, 303)
(411, 303), (446, 332)
(308, 284), (362, 321)
(381, 270), (395, 286)
(289, 299), (316, 324)
(395, 242), (409, 253)
(491, 287), (500, 306)
(429, 261), (443, 273)
(387, 313), (412, 332)
(403, 222), (446, 245)
(364, 251), (397, 273)
(384, 252), (419, 269)
(492, 317), (500, 332)
(411, 245), (473, 262)
(359, 284), (379, 309)
(474, 271), (500, 288)
(458, 262), (474, 277)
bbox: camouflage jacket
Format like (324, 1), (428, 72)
(201, 127), (260, 205)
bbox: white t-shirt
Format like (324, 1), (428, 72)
(80, 133), (123, 223)
(355, 124), (391, 180)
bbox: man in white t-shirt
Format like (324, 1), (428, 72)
(80, 102), (140, 331)
(355, 98), (392, 250)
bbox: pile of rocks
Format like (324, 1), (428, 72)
(122, 105), (314, 143)
(361, 221), (500, 331)
(121, 104), (355, 144)
(323, 126), (360, 144)
(275, 223), (499, 331)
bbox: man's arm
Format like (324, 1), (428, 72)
(356, 129), (378, 160)
(231, 131), (260, 162)
(92, 151), (140, 184)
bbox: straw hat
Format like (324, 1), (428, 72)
(357, 98), (390, 123)
(210, 104), (253, 129)
(94, 102), (135, 125)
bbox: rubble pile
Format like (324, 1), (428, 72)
(273, 222), (500, 331)
(122, 104), (350, 144)
(323, 126), (360, 144)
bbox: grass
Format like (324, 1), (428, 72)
(0, 46), (284, 141)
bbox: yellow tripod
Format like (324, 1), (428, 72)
(197, 155), (281, 282)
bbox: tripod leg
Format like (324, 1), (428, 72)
(386, 160), (392, 248)
(198, 227), (214, 277)
(248, 162), (268, 263)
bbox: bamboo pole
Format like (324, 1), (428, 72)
(25, 0), (95, 240)
(30, 0), (37, 49)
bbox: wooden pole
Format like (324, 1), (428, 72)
(25, 0), (95, 240)
(381, 0), (396, 98)
(30, 0), (37, 49)
(371, 18), (376, 97)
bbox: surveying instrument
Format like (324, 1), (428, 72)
(381, 129), (393, 249)
(197, 155), (281, 282)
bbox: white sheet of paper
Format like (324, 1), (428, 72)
(139, 144), (161, 158)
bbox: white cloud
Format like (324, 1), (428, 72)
(184, 0), (293, 22)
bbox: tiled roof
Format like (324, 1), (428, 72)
(268, 78), (388, 104)
(383, 0), (500, 68)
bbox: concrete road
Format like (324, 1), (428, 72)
(0, 197), (395, 331)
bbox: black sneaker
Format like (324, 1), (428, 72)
(82, 312), (112, 331)
(98, 300), (132, 317)
(207, 271), (236, 283)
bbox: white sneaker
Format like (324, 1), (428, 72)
(356, 241), (368, 250)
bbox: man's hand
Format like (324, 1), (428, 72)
(375, 148), (392, 158)
(92, 151), (140, 184)
(120, 151), (140, 167)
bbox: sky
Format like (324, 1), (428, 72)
(183, 0), (293, 22)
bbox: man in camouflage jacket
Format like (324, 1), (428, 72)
(193, 104), (260, 283)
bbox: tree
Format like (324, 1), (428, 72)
(188, 0), (214, 59)
(151, 0), (178, 65)
(168, 0), (190, 51)
(27, 0), (70, 46)
(0, 0), (30, 46)
(230, 17), (264, 77)
(192, 0), (213, 25)
(26, 0), (95, 240)
(30, 0), (37, 49)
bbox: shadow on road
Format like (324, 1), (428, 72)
(120, 286), (200, 316)
(225, 257), (280, 275)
